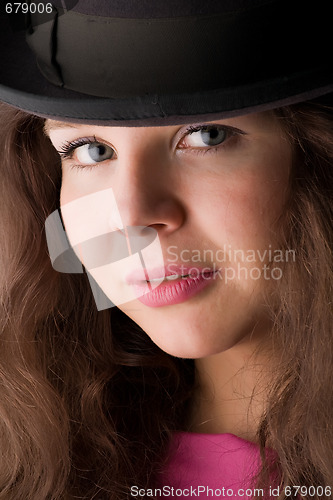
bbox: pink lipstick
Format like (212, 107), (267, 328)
(126, 266), (219, 307)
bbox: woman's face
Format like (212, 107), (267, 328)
(46, 111), (292, 358)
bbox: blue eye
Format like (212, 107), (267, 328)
(57, 137), (115, 165)
(57, 124), (244, 169)
(75, 142), (114, 164)
(186, 126), (227, 147)
(177, 124), (246, 156)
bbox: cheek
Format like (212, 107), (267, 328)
(207, 143), (291, 249)
(60, 170), (91, 205)
(225, 178), (287, 246)
(60, 170), (78, 207)
(59, 184), (123, 251)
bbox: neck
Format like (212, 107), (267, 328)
(186, 335), (275, 444)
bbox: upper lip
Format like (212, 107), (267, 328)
(125, 265), (216, 284)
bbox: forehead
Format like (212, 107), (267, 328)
(44, 111), (280, 136)
(44, 120), (84, 134)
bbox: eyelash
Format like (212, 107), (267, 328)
(58, 135), (98, 161)
(57, 125), (244, 170)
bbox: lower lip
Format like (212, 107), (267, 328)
(132, 271), (219, 307)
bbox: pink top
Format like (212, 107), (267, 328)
(157, 432), (277, 499)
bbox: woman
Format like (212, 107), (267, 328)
(0, 1), (332, 499)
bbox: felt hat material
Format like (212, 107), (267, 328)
(0, 0), (332, 125)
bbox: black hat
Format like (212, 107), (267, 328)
(0, 0), (332, 126)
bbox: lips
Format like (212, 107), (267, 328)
(128, 267), (219, 307)
(125, 265), (216, 284)
(148, 273), (190, 282)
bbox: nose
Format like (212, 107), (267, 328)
(111, 141), (185, 234)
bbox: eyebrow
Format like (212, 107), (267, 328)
(43, 121), (83, 134)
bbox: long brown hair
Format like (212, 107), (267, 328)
(0, 101), (332, 499)
(254, 102), (333, 498)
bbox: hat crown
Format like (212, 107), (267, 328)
(52, 0), (272, 18)
(25, 0), (330, 100)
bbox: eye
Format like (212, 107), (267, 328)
(177, 124), (244, 155)
(75, 142), (114, 164)
(57, 137), (115, 165)
(183, 125), (228, 148)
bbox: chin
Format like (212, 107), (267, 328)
(135, 322), (249, 359)
(118, 297), (270, 359)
